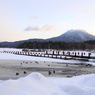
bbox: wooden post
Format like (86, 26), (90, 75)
(52, 51), (54, 55)
(88, 53), (91, 58)
(75, 52), (76, 56)
(63, 51), (64, 55)
(68, 52), (70, 56)
(81, 53), (83, 57)
(46, 51), (48, 54)
(72, 52), (74, 55)
(58, 51), (59, 55)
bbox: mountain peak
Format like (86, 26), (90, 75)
(65, 29), (86, 33)
(61, 29), (88, 36)
(47, 29), (95, 42)
(58, 29), (95, 42)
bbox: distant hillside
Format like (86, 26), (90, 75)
(0, 39), (44, 47)
(0, 29), (95, 47)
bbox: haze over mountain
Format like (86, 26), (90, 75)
(0, 29), (95, 47)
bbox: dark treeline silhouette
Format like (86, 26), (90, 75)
(16, 40), (95, 50)
(0, 45), (8, 48)
(84, 40), (95, 45)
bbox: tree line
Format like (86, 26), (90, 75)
(16, 40), (95, 50)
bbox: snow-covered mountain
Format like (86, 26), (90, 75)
(0, 29), (95, 47)
(47, 29), (95, 42)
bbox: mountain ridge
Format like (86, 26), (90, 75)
(0, 29), (95, 47)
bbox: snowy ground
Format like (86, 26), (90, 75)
(0, 48), (95, 95)
(0, 72), (95, 95)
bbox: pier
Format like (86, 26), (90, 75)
(1, 50), (95, 60)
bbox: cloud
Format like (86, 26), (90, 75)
(25, 25), (56, 31)
(30, 16), (39, 19)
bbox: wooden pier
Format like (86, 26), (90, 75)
(1, 50), (95, 60)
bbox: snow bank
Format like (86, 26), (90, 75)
(49, 74), (95, 95)
(0, 72), (65, 95)
(0, 73), (95, 95)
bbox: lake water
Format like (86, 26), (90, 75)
(0, 59), (95, 80)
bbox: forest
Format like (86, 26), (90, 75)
(16, 40), (95, 50)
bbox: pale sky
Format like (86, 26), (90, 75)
(0, 0), (95, 42)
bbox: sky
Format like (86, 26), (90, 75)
(1, 0), (95, 42)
